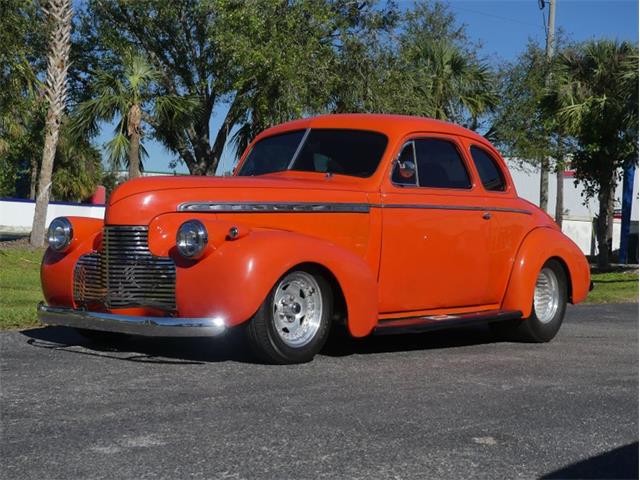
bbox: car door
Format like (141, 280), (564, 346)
(465, 141), (533, 304)
(378, 134), (495, 314)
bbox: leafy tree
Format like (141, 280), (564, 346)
(31, 0), (73, 247)
(78, 0), (224, 175)
(211, 0), (386, 155)
(52, 121), (103, 201)
(78, 0), (389, 173)
(331, 2), (496, 129)
(77, 0), (496, 175)
(0, 0), (46, 198)
(396, 3), (496, 128)
(547, 40), (639, 268)
(71, 52), (197, 178)
(491, 41), (572, 221)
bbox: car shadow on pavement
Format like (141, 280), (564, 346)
(321, 323), (503, 357)
(540, 442), (639, 479)
(21, 323), (503, 364)
(21, 326), (255, 364)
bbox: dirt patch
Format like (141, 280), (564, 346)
(0, 237), (45, 252)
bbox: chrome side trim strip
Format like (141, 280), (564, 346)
(178, 202), (371, 213)
(37, 303), (225, 337)
(178, 201), (532, 215)
(381, 204), (533, 215)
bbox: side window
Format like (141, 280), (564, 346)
(414, 139), (471, 189)
(470, 146), (506, 192)
(391, 142), (417, 186)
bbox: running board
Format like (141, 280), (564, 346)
(374, 309), (523, 336)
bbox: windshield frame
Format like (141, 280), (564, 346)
(236, 128), (389, 179)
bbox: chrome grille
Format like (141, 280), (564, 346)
(74, 253), (105, 305)
(73, 225), (176, 311)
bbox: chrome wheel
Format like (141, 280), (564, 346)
(534, 267), (560, 324)
(272, 271), (323, 348)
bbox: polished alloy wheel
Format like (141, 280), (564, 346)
(533, 267), (560, 324)
(272, 271), (323, 348)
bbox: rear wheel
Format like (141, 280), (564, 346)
(245, 268), (333, 364)
(491, 259), (568, 342)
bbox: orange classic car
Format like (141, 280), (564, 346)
(38, 114), (591, 363)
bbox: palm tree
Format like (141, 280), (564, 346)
(30, 0), (72, 247)
(72, 52), (197, 178)
(409, 40), (497, 128)
(547, 40), (639, 268)
(52, 120), (103, 202)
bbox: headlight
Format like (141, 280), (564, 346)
(47, 217), (73, 251)
(176, 220), (208, 258)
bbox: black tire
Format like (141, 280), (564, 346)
(491, 259), (568, 343)
(245, 267), (333, 364)
(74, 328), (128, 344)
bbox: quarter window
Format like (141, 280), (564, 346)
(414, 139), (471, 189)
(470, 146), (506, 192)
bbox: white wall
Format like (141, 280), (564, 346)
(0, 199), (105, 235)
(506, 160), (636, 257)
(507, 160), (639, 222)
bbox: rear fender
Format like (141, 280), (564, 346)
(501, 227), (590, 316)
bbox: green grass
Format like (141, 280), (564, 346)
(0, 247), (637, 330)
(0, 247), (44, 330)
(586, 271), (639, 304)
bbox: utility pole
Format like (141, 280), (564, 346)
(539, 0), (556, 215)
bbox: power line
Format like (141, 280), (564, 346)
(446, 4), (542, 28)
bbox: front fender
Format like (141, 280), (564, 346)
(501, 227), (590, 317)
(148, 215), (378, 337)
(41, 217), (103, 307)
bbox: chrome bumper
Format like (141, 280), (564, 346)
(37, 303), (226, 337)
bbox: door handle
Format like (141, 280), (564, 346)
(482, 212), (492, 220)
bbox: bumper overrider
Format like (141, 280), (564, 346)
(37, 303), (226, 337)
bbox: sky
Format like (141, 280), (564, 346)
(96, 0), (639, 175)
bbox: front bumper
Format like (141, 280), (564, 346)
(37, 303), (226, 337)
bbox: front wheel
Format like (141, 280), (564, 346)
(245, 268), (333, 364)
(491, 259), (568, 342)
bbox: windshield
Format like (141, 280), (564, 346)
(237, 129), (388, 178)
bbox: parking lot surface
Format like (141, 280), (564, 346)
(1, 303), (638, 479)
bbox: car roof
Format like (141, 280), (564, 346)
(256, 113), (489, 145)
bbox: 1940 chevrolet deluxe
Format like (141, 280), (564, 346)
(38, 114), (591, 363)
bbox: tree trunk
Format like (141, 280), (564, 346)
(30, 0), (72, 247)
(539, 158), (549, 212)
(29, 156), (38, 200)
(607, 190), (615, 259)
(555, 166), (564, 228)
(127, 103), (142, 179)
(128, 130), (141, 179)
(596, 185), (612, 270)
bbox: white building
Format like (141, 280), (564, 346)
(507, 159), (639, 257)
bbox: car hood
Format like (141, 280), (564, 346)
(105, 172), (373, 225)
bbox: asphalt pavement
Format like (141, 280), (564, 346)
(1, 303), (638, 479)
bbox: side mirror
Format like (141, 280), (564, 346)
(397, 160), (416, 179)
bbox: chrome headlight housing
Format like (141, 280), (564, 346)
(176, 220), (208, 258)
(47, 217), (73, 252)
